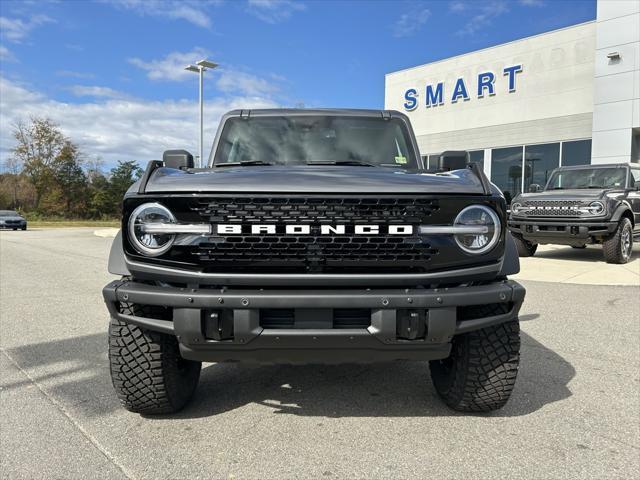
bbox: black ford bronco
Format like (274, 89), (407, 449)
(104, 109), (525, 414)
(509, 163), (640, 263)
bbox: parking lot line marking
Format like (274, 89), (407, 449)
(1, 348), (137, 480)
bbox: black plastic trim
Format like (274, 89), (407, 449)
(124, 258), (503, 286)
(107, 231), (131, 276)
(103, 279), (525, 362)
(468, 162), (492, 195)
(137, 160), (163, 194)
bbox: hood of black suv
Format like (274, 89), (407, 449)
(137, 165), (490, 195)
(514, 188), (620, 202)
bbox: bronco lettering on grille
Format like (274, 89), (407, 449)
(215, 224), (414, 235)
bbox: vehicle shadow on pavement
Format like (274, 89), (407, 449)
(1, 333), (117, 417)
(177, 331), (574, 419)
(1, 330), (574, 419)
(533, 245), (639, 263)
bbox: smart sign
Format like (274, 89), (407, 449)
(403, 64), (523, 111)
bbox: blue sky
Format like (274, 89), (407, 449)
(0, 0), (596, 168)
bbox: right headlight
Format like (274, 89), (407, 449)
(453, 205), (501, 254)
(586, 201), (605, 215)
(128, 202), (176, 256)
(510, 202), (523, 215)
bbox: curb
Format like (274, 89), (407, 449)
(512, 245), (639, 286)
(94, 228), (119, 238)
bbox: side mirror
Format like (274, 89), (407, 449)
(438, 150), (469, 171)
(163, 149), (194, 170)
(634, 180), (640, 191)
(528, 183), (542, 193)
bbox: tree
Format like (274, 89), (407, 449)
(87, 172), (113, 218)
(105, 160), (142, 215)
(85, 156), (105, 184)
(52, 141), (87, 216)
(2, 156), (22, 208)
(12, 118), (67, 210)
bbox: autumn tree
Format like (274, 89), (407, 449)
(12, 118), (67, 210)
(108, 160), (142, 214)
(1, 156), (22, 209)
(52, 141), (87, 216)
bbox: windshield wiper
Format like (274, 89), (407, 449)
(548, 187), (564, 190)
(215, 160), (272, 167)
(306, 160), (376, 167)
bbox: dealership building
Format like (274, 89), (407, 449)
(385, 0), (640, 202)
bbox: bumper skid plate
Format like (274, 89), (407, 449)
(508, 219), (617, 244)
(103, 280), (525, 363)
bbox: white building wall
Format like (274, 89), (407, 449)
(591, 0), (640, 164)
(385, 22), (596, 155)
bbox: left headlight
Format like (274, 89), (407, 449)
(128, 202), (176, 256)
(510, 202), (523, 215)
(453, 205), (501, 254)
(585, 201), (605, 215)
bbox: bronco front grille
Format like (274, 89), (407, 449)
(123, 195), (505, 275)
(519, 200), (583, 217)
(188, 197), (438, 273)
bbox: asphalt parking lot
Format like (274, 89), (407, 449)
(1, 228), (639, 480)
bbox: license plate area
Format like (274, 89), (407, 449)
(259, 308), (371, 329)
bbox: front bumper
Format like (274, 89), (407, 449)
(103, 279), (525, 363)
(0, 221), (26, 229)
(508, 218), (617, 245)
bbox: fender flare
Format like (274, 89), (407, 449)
(498, 231), (520, 277)
(108, 230), (131, 276)
(610, 202), (634, 225)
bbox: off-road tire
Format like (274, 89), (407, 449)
(513, 236), (537, 257)
(109, 308), (201, 414)
(603, 218), (633, 264)
(429, 319), (520, 412)
(21, 226), (26, 231)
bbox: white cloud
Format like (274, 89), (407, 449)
(246, 0), (306, 24)
(393, 8), (431, 38)
(65, 44), (85, 52)
(56, 70), (96, 79)
(456, 0), (509, 35)
(448, 1), (467, 13)
(0, 14), (54, 43)
(0, 45), (15, 62)
(128, 50), (285, 98)
(216, 68), (282, 97)
(519, 0), (544, 6)
(107, 0), (218, 29)
(0, 76), (279, 168)
(128, 48), (211, 82)
(68, 85), (131, 100)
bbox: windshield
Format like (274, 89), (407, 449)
(546, 167), (627, 190)
(0, 210), (19, 217)
(212, 116), (418, 169)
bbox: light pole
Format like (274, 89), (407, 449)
(185, 59), (218, 167)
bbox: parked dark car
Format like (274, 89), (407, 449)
(0, 210), (27, 230)
(508, 163), (639, 263)
(104, 109), (525, 415)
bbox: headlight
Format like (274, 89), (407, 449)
(511, 202), (525, 215)
(575, 200), (605, 216)
(128, 203), (176, 256)
(510, 202), (523, 215)
(453, 205), (501, 254)
(587, 201), (604, 215)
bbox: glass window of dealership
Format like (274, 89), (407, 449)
(424, 139), (592, 203)
(384, 0), (640, 203)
